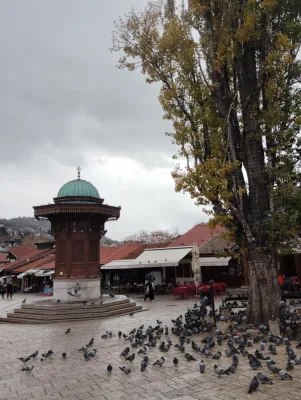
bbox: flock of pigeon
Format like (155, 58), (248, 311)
(16, 297), (301, 396)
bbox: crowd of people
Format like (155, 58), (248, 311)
(0, 280), (14, 299)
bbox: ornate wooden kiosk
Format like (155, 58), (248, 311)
(33, 168), (121, 301)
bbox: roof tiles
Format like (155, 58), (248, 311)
(100, 245), (141, 265)
(168, 223), (223, 248)
(8, 245), (36, 259)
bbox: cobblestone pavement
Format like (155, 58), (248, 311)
(0, 294), (301, 400)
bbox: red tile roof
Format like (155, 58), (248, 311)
(8, 245), (36, 259)
(4, 248), (55, 272)
(14, 255), (55, 273)
(0, 254), (9, 263)
(100, 245), (141, 265)
(168, 223), (223, 248)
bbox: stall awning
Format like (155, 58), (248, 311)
(199, 257), (231, 267)
(17, 269), (41, 279)
(35, 269), (55, 277)
(101, 246), (192, 270)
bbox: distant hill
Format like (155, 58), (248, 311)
(0, 217), (118, 245)
(0, 217), (50, 233)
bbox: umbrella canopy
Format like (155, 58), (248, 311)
(191, 243), (200, 283)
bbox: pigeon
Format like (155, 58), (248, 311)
(267, 361), (280, 374)
(62, 353), (67, 359)
(65, 328), (71, 334)
(57, 299), (61, 303)
(107, 364), (112, 373)
(153, 357), (165, 367)
(120, 347), (130, 357)
(84, 352), (90, 361)
(255, 350), (270, 360)
(141, 359), (148, 371)
(138, 346), (147, 355)
(28, 351), (38, 359)
(232, 355), (239, 367)
(21, 366), (34, 372)
(22, 299), (26, 304)
(257, 372), (273, 385)
(157, 319), (162, 325)
(199, 360), (205, 373)
(102, 332), (109, 339)
(214, 365), (229, 377)
(185, 353), (196, 361)
(249, 359), (260, 370)
(119, 366), (131, 374)
(129, 312), (134, 317)
(212, 351), (221, 360)
(228, 364), (237, 373)
(173, 357), (179, 367)
(248, 376), (259, 393)
(18, 357), (30, 363)
(42, 350), (53, 358)
(87, 338), (94, 347)
(118, 331), (122, 338)
(278, 370), (293, 380)
(79, 346), (89, 352)
(88, 349), (97, 357)
(268, 344), (277, 355)
(125, 353), (135, 362)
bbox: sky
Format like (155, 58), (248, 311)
(0, 0), (207, 240)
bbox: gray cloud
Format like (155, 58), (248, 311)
(0, 0), (207, 239)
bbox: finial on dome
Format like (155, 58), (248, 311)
(77, 166), (81, 179)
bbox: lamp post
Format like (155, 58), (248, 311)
(209, 279), (216, 325)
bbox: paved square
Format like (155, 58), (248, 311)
(0, 294), (301, 399)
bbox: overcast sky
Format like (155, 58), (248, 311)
(0, 0), (207, 240)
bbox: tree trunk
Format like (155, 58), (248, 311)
(247, 250), (280, 325)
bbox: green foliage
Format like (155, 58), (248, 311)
(112, 0), (301, 255)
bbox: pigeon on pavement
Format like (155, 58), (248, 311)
(173, 357), (179, 367)
(199, 360), (205, 373)
(278, 370), (293, 380)
(21, 366), (34, 372)
(185, 353), (196, 361)
(65, 328), (71, 335)
(214, 365), (230, 377)
(107, 364), (113, 373)
(153, 357), (165, 367)
(141, 359), (148, 371)
(248, 376), (259, 393)
(125, 353), (135, 362)
(257, 372), (273, 385)
(121, 347), (130, 357)
(212, 351), (221, 360)
(119, 366), (131, 374)
(18, 357), (30, 363)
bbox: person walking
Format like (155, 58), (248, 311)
(0, 281), (4, 299)
(6, 281), (13, 299)
(144, 277), (155, 302)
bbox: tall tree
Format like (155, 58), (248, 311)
(124, 229), (179, 244)
(112, 0), (301, 324)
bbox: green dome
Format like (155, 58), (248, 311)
(57, 179), (100, 199)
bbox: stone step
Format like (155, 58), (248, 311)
(0, 305), (143, 324)
(10, 303), (140, 320)
(21, 298), (130, 311)
(16, 301), (131, 315)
